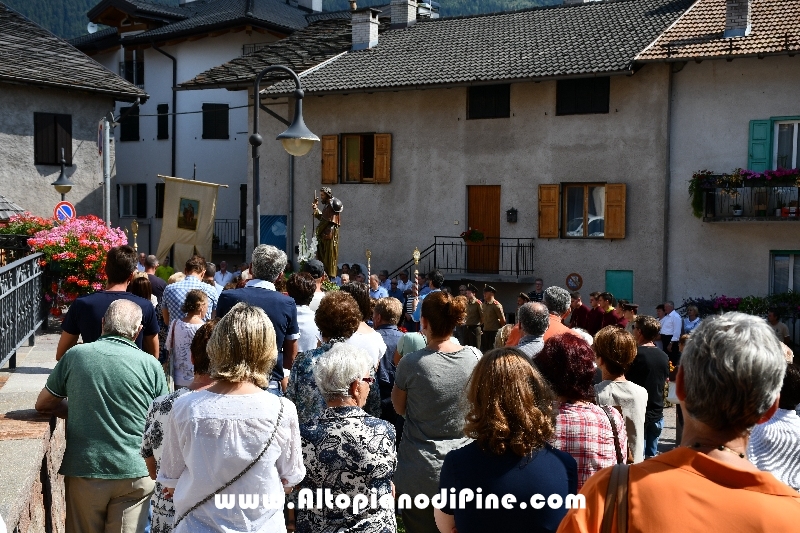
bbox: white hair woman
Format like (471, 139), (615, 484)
(560, 312), (800, 532)
(296, 344), (396, 533)
(157, 303), (305, 532)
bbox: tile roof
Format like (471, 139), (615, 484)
(68, 27), (119, 50)
(0, 195), (25, 221)
(263, 0), (694, 96)
(637, 0), (800, 61)
(180, 9), (390, 89)
(0, 3), (146, 102)
(124, 0), (309, 44)
(86, 0), (195, 23)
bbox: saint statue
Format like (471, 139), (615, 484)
(312, 187), (342, 278)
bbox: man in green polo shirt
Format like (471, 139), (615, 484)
(36, 300), (168, 533)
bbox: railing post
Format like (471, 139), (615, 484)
(9, 351), (16, 369)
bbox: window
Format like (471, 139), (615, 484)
(118, 184), (147, 218)
(538, 183), (626, 239)
(202, 103), (229, 140)
(34, 113), (72, 165)
(774, 121), (800, 169)
(321, 133), (392, 184)
(155, 183), (165, 218)
(467, 84), (510, 120)
(770, 251), (800, 293)
(748, 117), (800, 171)
(119, 106), (140, 142)
(119, 49), (144, 89)
(157, 104), (169, 140)
(556, 77), (610, 115)
(563, 184), (606, 238)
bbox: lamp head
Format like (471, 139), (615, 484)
(51, 148), (74, 195)
(277, 96), (319, 157)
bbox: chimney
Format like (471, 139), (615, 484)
(352, 7), (380, 51)
(391, 0), (416, 29)
(297, 0), (322, 12)
(724, 0), (751, 38)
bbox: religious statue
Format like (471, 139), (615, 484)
(312, 187), (342, 278)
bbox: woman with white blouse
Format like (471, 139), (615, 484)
(158, 302), (305, 532)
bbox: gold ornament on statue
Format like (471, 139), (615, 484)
(131, 220), (139, 252)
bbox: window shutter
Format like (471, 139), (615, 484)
(538, 184), (559, 238)
(374, 133), (392, 183)
(55, 114), (72, 165)
(604, 183), (626, 239)
(120, 106), (140, 142)
(217, 105), (229, 139)
(136, 183), (147, 219)
(157, 104), (169, 140)
(748, 120), (772, 172)
(34, 113), (56, 165)
(155, 183), (165, 218)
(321, 135), (338, 184)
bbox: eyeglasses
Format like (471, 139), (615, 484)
(361, 377), (375, 384)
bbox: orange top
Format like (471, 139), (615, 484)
(543, 315), (575, 341)
(557, 447), (800, 533)
(505, 323), (522, 346)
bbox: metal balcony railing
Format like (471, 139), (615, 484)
(388, 236), (535, 279)
(119, 60), (144, 90)
(213, 219), (244, 250)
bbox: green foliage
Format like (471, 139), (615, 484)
(9, 0), (556, 40)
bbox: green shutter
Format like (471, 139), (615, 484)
(748, 120), (772, 172)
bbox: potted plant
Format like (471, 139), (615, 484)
(459, 228), (485, 243)
(212, 234), (220, 248)
(732, 204), (743, 216)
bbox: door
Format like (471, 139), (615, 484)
(467, 185), (501, 274)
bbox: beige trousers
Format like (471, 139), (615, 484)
(65, 475), (154, 533)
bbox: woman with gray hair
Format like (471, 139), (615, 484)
(157, 303), (305, 532)
(559, 312), (800, 532)
(296, 344), (396, 533)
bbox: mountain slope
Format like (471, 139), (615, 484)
(3, 0), (556, 40)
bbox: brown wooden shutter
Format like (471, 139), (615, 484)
(34, 113), (55, 165)
(538, 184), (559, 238)
(373, 133), (392, 183)
(55, 114), (72, 165)
(604, 183), (626, 239)
(321, 135), (338, 184)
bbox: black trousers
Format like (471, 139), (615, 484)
(661, 334), (681, 367)
(481, 330), (497, 352)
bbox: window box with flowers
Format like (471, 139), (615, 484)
(460, 228), (485, 243)
(689, 168), (800, 220)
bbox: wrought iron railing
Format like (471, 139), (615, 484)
(0, 253), (45, 369)
(119, 60), (145, 90)
(242, 43), (272, 56)
(388, 237), (535, 279)
(700, 183), (800, 220)
(213, 219), (243, 250)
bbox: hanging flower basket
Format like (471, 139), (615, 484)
(459, 228), (485, 243)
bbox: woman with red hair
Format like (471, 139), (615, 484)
(536, 334), (627, 489)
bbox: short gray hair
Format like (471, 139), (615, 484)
(313, 344), (373, 401)
(543, 286), (571, 316)
(102, 300), (142, 340)
(250, 245), (287, 282)
(682, 312), (786, 434)
(145, 255), (158, 268)
(518, 302), (549, 337)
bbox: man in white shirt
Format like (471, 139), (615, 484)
(136, 252), (146, 272)
(396, 271), (413, 292)
(214, 261), (234, 287)
(660, 300), (682, 366)
(378, 270), (391, 290)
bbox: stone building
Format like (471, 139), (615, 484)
(0, 3), (145, 220)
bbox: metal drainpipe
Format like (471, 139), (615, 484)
(662, 66), (674, 302)
(288, 153), (295, 267)
(152, 44), (177, 177)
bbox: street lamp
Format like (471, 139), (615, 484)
(51, 147), (74, 201)
(250, 65), (320, 251)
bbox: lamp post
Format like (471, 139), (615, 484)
(51, 148), (74, 201)
(250, 65), (320, 252)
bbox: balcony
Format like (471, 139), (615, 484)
(213, 219), (244, 252)
(696, 176), (800, 222)
(119, 60), (144, 90)
(389, 237), (536, 283)
(242, 43), (272, 56)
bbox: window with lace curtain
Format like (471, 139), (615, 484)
(771, 251), (800, 293)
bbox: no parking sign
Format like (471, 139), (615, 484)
(54, 201), (76, 221)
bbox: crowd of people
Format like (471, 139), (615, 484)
(34, 244), (800, 533)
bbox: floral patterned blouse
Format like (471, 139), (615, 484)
(298, 406), (396, 533)
(285, 342), (381, 424)
(140, 388), (192, 533)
